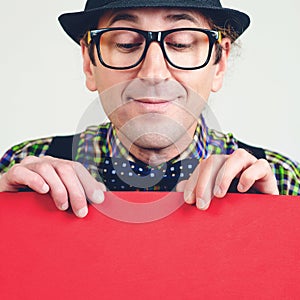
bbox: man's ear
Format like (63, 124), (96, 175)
(211, 38), (231, 92)
(80, 40), (97, 92)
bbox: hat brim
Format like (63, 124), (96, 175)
(58, 0), (250, 44)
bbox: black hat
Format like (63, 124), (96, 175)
(58, 0), (250, 44)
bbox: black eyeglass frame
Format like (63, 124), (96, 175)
(88, 27), (222, 70)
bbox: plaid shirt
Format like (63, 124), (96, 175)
(1, 118), (299, 195)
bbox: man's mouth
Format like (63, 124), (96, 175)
(131, 98), (175, 112)
(135, 98), (174, 104)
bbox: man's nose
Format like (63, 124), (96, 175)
(137, 42), (172, 82)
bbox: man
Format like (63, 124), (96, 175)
(0, 0), (299, 218)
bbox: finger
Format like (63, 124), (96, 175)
(183, 165), (200, 204)
(237, 159), (279, 195)
(73, 162), (106, 204)
(53, 162), (89, 218)
(176, 180), (187, 193)
(26, 161), (70, 211)
(214, 149), (257, 198)
(0, 165), (49, 193)
(194, 156), (225, 210)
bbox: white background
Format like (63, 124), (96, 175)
(0, 0), (299, 162)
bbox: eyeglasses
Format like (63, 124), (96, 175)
(87, 27), (222, 70)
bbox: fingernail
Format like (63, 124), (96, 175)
(76, 206), (88, 218)
(92, 190), (104, 204)
(237, 183), (244, 191)
(41, 183), (49, 193)
(184, 190), (194, 204)
(197, 198), (208, 210)
(59, 202), (69, 211)
(213, 185), (222, 197)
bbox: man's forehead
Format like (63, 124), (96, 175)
(97, 7), (210, 27)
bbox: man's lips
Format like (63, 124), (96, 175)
(134, 98), (173, 104)
(130, 98), (175, 112)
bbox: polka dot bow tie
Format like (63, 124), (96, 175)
(98, 157), (199, 191)
(97, 157), (260, 194)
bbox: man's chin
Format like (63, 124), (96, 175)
(133, 134), (174, 150)
(115, 115), (197, 157)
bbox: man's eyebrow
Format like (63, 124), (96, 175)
(165, 14), (201, 25)
(108, 13), (139, 26)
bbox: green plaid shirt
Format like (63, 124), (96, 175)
(1, 119), (299, 195)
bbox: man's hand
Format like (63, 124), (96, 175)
(0, 156), (106, 218)
(177, 149), (279, 210)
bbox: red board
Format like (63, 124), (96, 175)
(1, 192), (300, 299)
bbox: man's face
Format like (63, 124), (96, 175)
(82, 8), (230, 160)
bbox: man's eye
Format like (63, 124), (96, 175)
(166, 42), (191, 50)
(116, 43), (142, 51)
